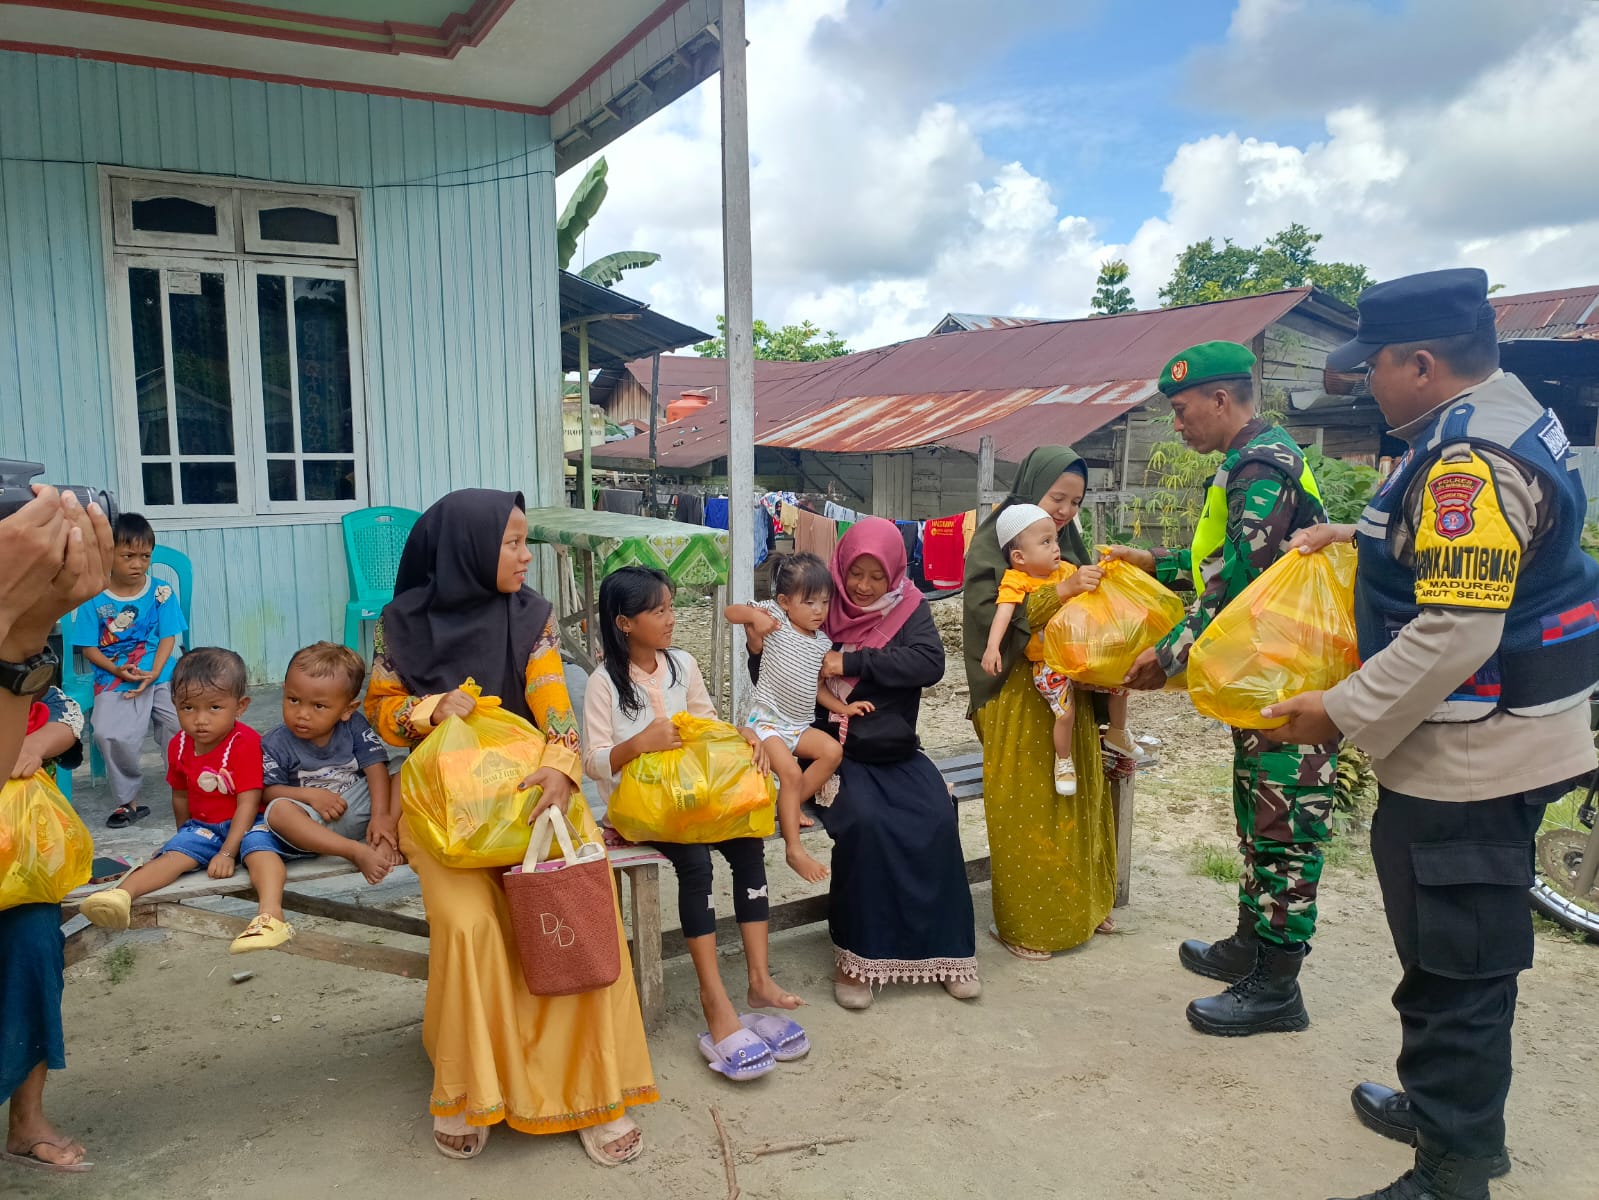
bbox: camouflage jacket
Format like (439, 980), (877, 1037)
(1152, 419), (1324, 676)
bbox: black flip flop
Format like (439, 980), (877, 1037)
(105, 804), (150, 829)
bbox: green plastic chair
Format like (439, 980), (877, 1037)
(342, 506), (420, 653)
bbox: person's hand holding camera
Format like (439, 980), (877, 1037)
(0, 487), (113, 660)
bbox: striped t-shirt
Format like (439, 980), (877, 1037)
(749, 600), (830, 726)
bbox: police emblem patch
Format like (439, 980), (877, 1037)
(1427, 472), (1484, 541)
(1170, 360), (1189, 382)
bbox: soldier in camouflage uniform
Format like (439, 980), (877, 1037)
(1107, 340), (1338, 1037)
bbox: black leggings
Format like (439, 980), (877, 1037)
(649, 838), (769, 939)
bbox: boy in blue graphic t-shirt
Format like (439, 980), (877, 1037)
(70, 512), (188, 827)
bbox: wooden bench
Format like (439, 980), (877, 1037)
(63, 755), (1135, 1032)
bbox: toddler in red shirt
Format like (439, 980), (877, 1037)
(80, 648), (296, 953)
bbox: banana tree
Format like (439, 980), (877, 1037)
(557, 157), (660, 287)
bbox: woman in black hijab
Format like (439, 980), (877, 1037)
(366, 489), (656, 1167)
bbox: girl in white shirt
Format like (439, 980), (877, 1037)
(584, 567), (808, 1082)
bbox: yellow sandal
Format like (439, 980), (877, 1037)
(228, 914), (294, 954)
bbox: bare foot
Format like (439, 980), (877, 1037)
(353, 841), (393, 886)
(703, 992), (743, 1044)
(6, 1120), (87, 1169)
(593, 1117), (641, 1162)
(785, 844), (829, 883)
(747, 975), (804, 1010)
(799, 812), (815, 829)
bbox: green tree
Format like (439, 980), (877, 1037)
(556, 157), (661, 287)
(694, 316), (851, 361)
(1159, 223), (1373, 308)
(1090, 259), (1135, 315)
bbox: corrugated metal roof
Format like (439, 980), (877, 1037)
(928, 312), (1050, 335)
(558, 273), (711, 372)
(1490, 284), (1599, 340)
(587, 288), (1330, 466)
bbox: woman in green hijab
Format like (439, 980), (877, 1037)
(962, 446), (1118, 956)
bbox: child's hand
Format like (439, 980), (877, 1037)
(844, 700), (875, 717)
(1059, 564), (1103, 599)
(207, 851), (238, 880)
(306, 788), (347, 821)
(981, 648), (1003, 676)
(435, 689), (477, 721)
(749, 609), (781, 638)
(821, 650), (845, 679)
(637, 717), (683, 755)
(739, 727), (771, 775)
(367, 813), (401, 857)
(125, 674), (151, 697)
(10, 747), (43, 779)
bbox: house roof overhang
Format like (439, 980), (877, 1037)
(0, 0), (722, 170)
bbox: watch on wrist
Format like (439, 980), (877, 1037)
(0, 644), (59, 697)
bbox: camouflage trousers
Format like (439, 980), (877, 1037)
(1231, 729), (1337, 946)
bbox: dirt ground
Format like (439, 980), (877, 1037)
(16, 600), (1599, 1198)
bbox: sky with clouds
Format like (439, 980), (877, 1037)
(562, 0), (1599, 350)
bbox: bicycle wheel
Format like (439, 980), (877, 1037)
(1530, 780), (1599, 938)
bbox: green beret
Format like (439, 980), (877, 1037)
(1158, 341), (1256, 397)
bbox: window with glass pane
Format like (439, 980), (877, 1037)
(259, 206), (340, 245)
(256, 273), (357, 505)
(129, 264), (240, 510)
(132, 196), (217, 236)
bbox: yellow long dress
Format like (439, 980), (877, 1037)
(368, 618), (658, 1134)
(973, 586), (1116, 953)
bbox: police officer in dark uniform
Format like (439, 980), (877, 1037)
(1265, 268), (1599, 1200)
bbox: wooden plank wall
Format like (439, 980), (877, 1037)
(0, 50), (561, 681)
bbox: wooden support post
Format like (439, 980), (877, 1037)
(647, 351), (662, 516)
(1112, 773), (1135, 908)
(977, 434), (997, 516)
(581, 549), (597, 666)
(579, 321), (593, 510)
(710, 583), (725, 718)
(721, 0), (755, 722)
(628, 864), (665, 1031)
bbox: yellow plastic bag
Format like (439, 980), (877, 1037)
(0, 771), (94, 910)
(1042, 558), (1188, 689)
(1187, 543), (1361, 730)
(400, 680), (547, 868)
(609, 713), (777, 845)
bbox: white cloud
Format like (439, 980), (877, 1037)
(565, 0), (1599, 351)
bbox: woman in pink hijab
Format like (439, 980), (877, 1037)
(811, 518), (979, 1010)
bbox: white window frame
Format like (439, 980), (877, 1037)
(108, 253), (258, 519)
(111, 176), (236, 254)
(242, 190), (358, 259)
(243, 260), (369, 516)
(99, 167), (369, 527)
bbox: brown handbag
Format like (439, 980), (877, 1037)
(503, 808), (621, 996)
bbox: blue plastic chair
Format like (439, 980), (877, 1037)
(59, 544), (195, 787)
(342, 507), (420, 654)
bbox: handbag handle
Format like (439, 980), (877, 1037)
(523, 806), (586, 873)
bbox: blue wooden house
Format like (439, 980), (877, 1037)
(0, 0), (724, 681)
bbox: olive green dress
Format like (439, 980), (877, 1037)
(973, 586), (1116, 951)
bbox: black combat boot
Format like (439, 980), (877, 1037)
(1327, 1138), (1497, 1199)
(1177, 903), (1257, 983)
(1185, 939), (1309, 1036)
(1351, 1083), (1511, 1177)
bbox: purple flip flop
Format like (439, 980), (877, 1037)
(698, 1028), (776, 1081)
(739, 1012), (811, 1062)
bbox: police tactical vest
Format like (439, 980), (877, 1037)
(1354, 373), (1599, 722)
(1190, 424), (1326, 579)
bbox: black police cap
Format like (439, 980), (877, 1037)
(1326, 267), (1497, 371)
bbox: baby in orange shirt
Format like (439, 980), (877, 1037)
(980, 504), (1083, 795)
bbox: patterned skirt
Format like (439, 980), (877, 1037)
(819, 752), (978, 985)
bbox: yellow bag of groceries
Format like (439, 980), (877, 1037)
(1187, 543), (1360, 730)
(0, 771), (94, 910)
(1042, 557), (1187, 689)
(609, 713), (777, 844)
(400, 679), (547, 868)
